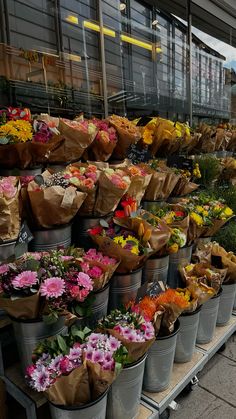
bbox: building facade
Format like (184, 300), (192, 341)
(0, 0), (232, 122)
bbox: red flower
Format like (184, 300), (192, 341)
(89, 226), (103, 235)
(121, 195), (135, 208)
(115, 210), (125, 218)
(175, 211), (185, 218)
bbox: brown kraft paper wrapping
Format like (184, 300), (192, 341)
(171, 178), (199, 197)
(153, 303), (184, 336)
(28, 180), (87, 228)
(162, 171), (181, 199)
(210, 243), (236, 284)
(187, 219), (206, 245)
(126, 173), (152, 206)
(46, 119), (97, 163)
(106, 329), (155, 363)
(88, 137), (117, 162)
(201, 219), (230, 238)
(0, 185), (21, 242)
(0, 142), (33, 169)
(90, 235), (145, 273)
(86, 361), (116, 400)
(0, 293), (41, 319)
(82, 259), (120, 291)
(143, 171), (167, 201)
(113, 214), (171, 252)
(109, 121), (141, 160)
(67, 163), (100, 216)
(45, 364), (91, 406)
(94, 172), (130, 216)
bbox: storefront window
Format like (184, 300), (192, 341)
(0, 0), (235, 122)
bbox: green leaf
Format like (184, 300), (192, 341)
(83, 326), (91, 335)
(57, 335), (67, 353)
(100, 219), (109, 228)
(72, 330), (85, 340)
(115, 362), (122, 374)
(43, 312), (58, 325)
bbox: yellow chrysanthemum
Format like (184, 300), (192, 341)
(131, 246), (139, 255)
(113, 236), (126, 247)
(0, 120), (32, 143)
(190, 212), (203, 226)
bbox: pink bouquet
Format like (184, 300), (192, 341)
(87, 119), (118, 161)
(26, 329), (128, 405)
(81, 249), (120, 291)
(94, 169), (130, 216)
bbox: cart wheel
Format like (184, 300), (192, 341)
(160, 408), (170, 419)
(218, 343), (226, 352)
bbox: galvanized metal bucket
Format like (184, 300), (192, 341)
(29, 224), (71, 251)
(46, 163), (69, 173)
(0, 240), (16, 262)
(196, 291), (221, 344)
(50, 390), (108, 419)
(217, 283), (236, 326)
(167, 246), (192, 289)
(142, 255), (169, 284)
(12, 316), (66, 373)
(87, 282), (110, 328)
(216, 150), (227, 158)
(143, 320), (180, 392)
(142, 200), (166, 212)
(174, 307), (201, 363)
(108, 268), (142, 312)
(234, 292), (236, 311)
(0, 166), (42, 176)
(72, 214), (111, 250)
(106, 354), (147, 419)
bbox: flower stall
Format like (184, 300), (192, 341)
(0, 108), (236, 419)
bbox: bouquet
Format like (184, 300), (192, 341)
(108, 115), (141, 159)
(133, 287), (190, 336)
(98, 309), (155, 363)
(0, 250), (94, 321)
(148, 204), (189, 237)
(194, 242), (236, 285)
(89, 221), (150, 273)
(170, 165), (200, 197)
(87, 119), (118, 161)
(144, 161), (181, 200)
(81, 249), (120, 291)
(66, 163), (100, 215)
(113, 209), (171, 254)
(0, 119), (33, 168)
(26, 171), (87, 228)
(94, 168), (131, 216)
(0, 176), (21, 241)
(45, 118), (98, 163)
(125, 165), (152, 206)
(26, 327), (128, 404)
(179, 262), (225, 297)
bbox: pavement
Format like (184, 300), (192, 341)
(171, 332), (236, 419)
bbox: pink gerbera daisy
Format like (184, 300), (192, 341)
(40, 277), (65, 298)
(12, 271), (38, 288)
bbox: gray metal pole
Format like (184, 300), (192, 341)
(98, 0), (108, 118)
(186, 0), (193, 126)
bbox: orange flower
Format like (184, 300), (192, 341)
(154, 289), (189, 309)
(138, 296), (157, 320)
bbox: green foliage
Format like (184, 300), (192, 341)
(195, 155), (221, 188)
(212, 185), (236, 215)
(213, 220), (236, 253)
